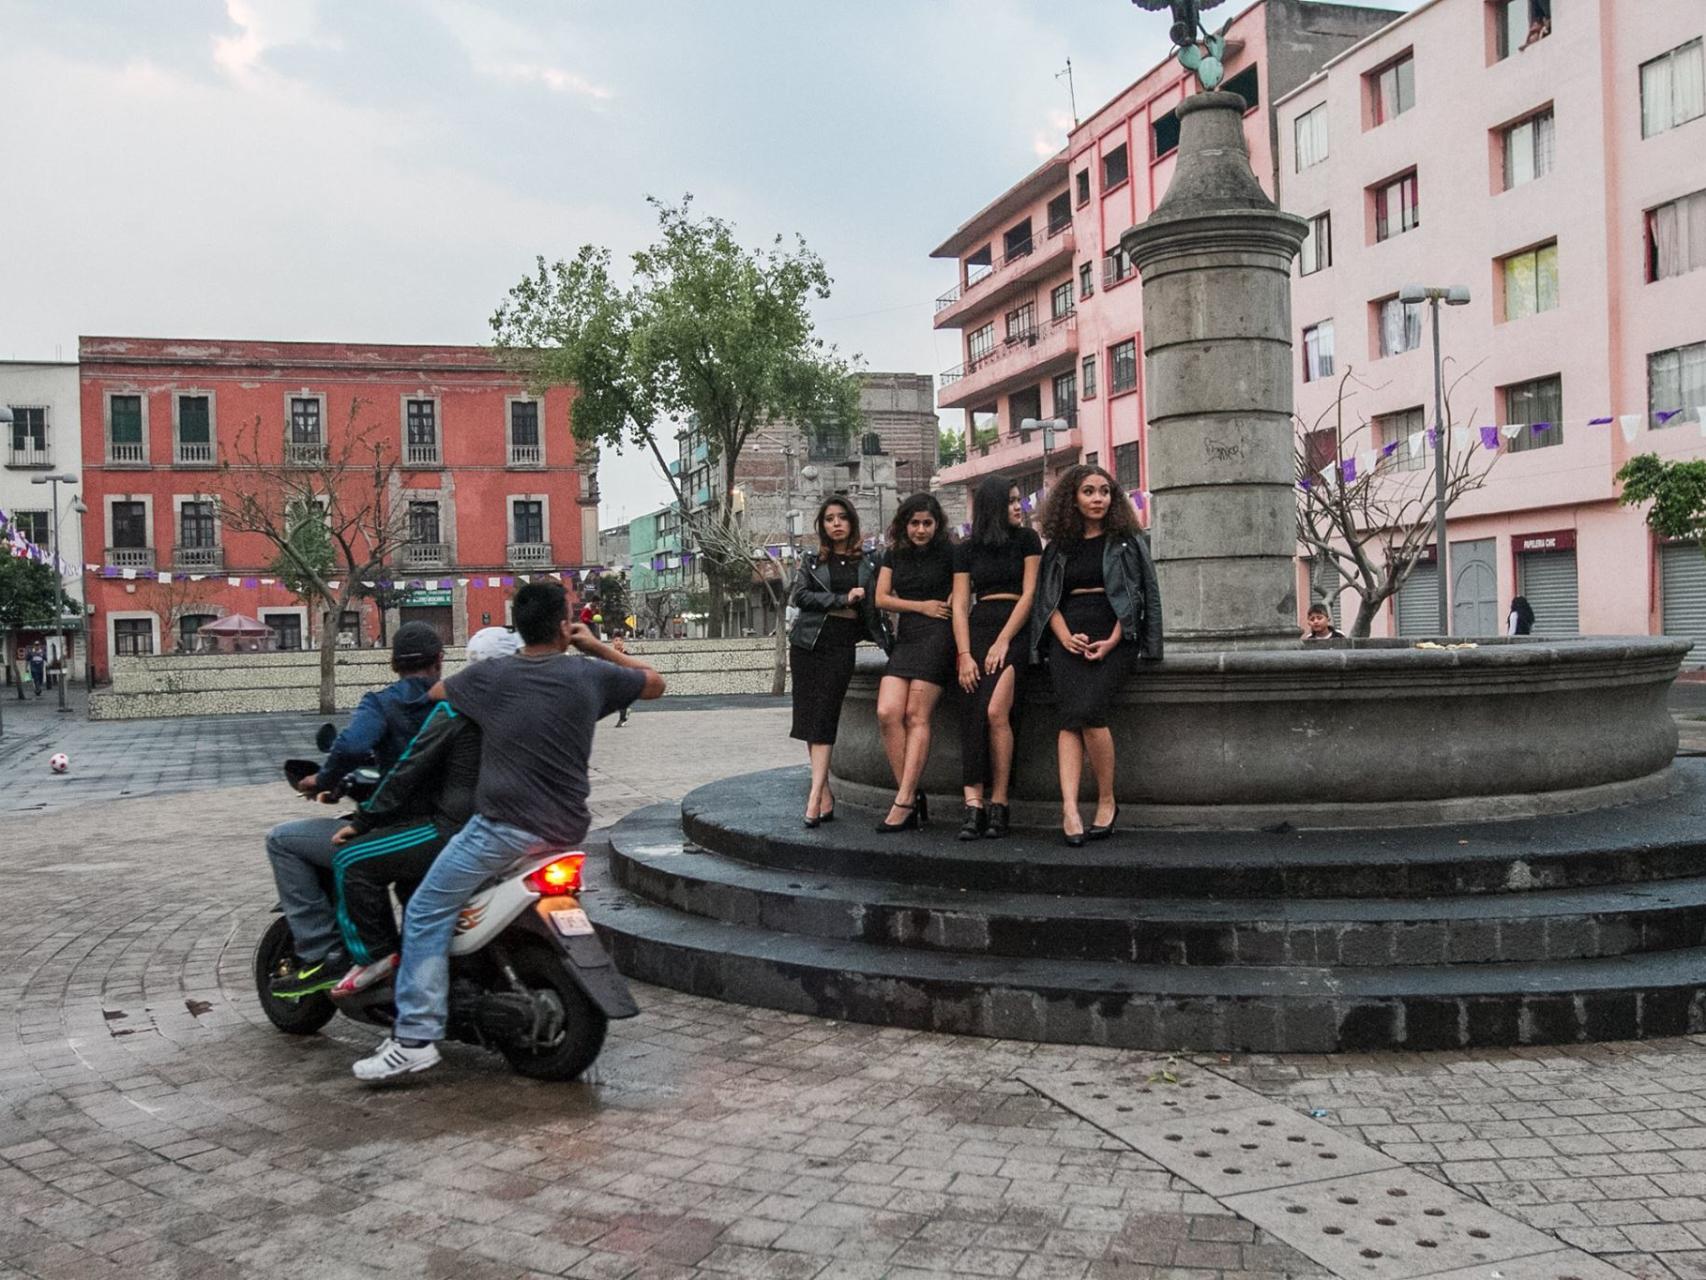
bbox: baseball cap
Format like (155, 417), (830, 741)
(466, 625), (523, 663)
(392, 621), (445, 668)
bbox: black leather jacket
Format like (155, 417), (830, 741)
(1031, 531), (1163, 662)
(788, 551), (891, 652)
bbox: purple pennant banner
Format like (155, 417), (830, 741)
(500, 576), (515, 587)
(242, 577), (258, 588)
(1588, 416), (1614, 426)
(1530, 421), (1552, 435)
(1298, 477), (1312, 491)
(1380, 442), (1398, 457)
(1657, 410), (1681, 424)
(1341, 457), (1358, 483)
(437, 578), (453, 589)
(1426, 427), (1440, 446)
(101, 566), (119, 578)
(1132, 490), (1146, 511)
(1479, 426), (1500, 449)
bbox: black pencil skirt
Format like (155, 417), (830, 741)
(960, 599), (1028, 788)
(790, 615), (863, 745)
(1047, 593), (1134, 731)
(884, 612), (955, 686)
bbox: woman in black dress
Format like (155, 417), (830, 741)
(789, 497), (889, 827)
(950, 474), (1042, 840)
(872, 493), (955, 832)
(1033, 464), (1163, 845)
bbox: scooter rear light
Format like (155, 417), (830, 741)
(524, 854), (585, 896)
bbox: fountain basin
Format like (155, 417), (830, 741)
(828, 636), (1690, 829)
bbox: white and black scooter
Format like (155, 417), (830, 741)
(253, 727), (637, 1080)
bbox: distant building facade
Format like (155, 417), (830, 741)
(77, 336), (586, 677)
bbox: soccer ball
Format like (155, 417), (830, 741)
(49, 753), (70, 774)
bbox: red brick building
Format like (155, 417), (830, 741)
(79, 337), (592, 678)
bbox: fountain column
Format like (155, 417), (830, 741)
(1121, 91), (1307, 649)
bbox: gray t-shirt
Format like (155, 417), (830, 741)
(443, 652), (647, 846)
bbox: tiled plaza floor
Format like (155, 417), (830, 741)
(5, 699), (1706, 1279)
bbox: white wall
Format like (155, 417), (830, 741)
(1, 361), (86, 673)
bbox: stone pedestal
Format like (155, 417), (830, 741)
(1121, 91), (1307, 648)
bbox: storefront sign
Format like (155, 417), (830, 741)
(401, 589), (452, 606)
(1517, 530), (1577, 554)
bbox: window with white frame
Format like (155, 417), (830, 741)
(1501, 241), (1559, 320)
(1502, 108), (1555, 189)
(1374, 172), (1420, 241)
(1300, 212), (1332, 275)
(1641, 39), (1704, 139)
(113, 617), (155, 656)
(7, 406), (48, 466)
(1369, 53), (1415, 125)
(1649, 341), (1706, 427)
(405, 399), (439, 464)
(108, 393), (144, 462)
(508, 400), (541, 464)
(1504, 373), (1564, 451)
(12, 510), (50, 548)
(1050, 280), (1075, 320)
(1377, 297), (1424, 356)
(1645, 190), (1706, 281)
(1295, 104), (1329, 170)
(1376, 407), (1427, 472)
(1303, 322), (1335, 382)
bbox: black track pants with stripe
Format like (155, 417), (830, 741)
(333, 821), (455, 965)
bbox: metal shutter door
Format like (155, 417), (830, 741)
(1661, 544), (1706, 661)
(1395, 562), (1438, 636)
(1517, 551), (1579, 635)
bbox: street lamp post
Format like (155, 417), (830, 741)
(30, 472), (80, 712)
(1021, 417), (1069, 508)
(1398, 284), (1471, 635)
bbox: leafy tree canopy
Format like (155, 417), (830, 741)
(1618, 454), (1706, 544)
(0, 556), (61, 632)
(270, 500), (335, 598)
(939, 426), (966, 468)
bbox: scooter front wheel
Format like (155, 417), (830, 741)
(498, 944), (609, 1081)
(253, 915), (337, 1035)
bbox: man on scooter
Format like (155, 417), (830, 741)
(323, 626), (522, 996)
(353, 581), (664, 1081)
(265, 622), (444, 998)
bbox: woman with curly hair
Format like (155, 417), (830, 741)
(789, 496), (890, 828)
(1032, 464), (1162, 845)
(950, 474), (1041, 840)
(872, 492), (955, 832)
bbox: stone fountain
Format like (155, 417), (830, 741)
(586, 81), (1701, 1053)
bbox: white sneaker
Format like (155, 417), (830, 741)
(353, 1037), (440, 1082)
(331, 954), (398, 999)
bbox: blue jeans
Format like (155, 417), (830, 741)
(392, 814), (549, 1043)
(265, 817), (346, 963)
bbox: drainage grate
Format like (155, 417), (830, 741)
(1023, 1071), (1618, 1280)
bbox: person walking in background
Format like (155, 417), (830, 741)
(612, 636), (632, 726)
(872, 493), (956, 834)
(28, 642), (46, 697)
(951, 475), (1041, 841)
(1508, 595), (1536, 636)
(1034, 465), (1162, 847)
(788, 497), (890, 828)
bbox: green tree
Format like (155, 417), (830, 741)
(271, 500), (335, 598)
(0, 556), (60, 638)
(938, 426), (966, 467)
(492, 195), (861, 639)
(1618, 455), (1706, 552)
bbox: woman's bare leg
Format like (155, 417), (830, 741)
(1057, 730), (1085, 836)
(887, 682), (942, 825)
(875, 675), (908, 788)
(807, 743), (833, 819)
(986, 665), (1019, 806)
(1084, 727), (1116, 826)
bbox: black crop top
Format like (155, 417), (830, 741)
(825, 553), (860, 595)
(953, 527), (1043, 597)
(1062, 535), (1107, 592)
(885, 542), (955, 600)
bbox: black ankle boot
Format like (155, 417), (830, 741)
(958, 805), (987, 841)
(985, 804), (1010, 839)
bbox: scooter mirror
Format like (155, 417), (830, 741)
(315, 723), (337, 752)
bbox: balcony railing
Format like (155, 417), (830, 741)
(173, 544), (224, 572)
(175, 440), (215, 466)
(935, 220), (1076, 314)
(106, 546), (156, 570)
(405, 441), (441, 467)
(403, 541), (451, 570)
(6, 444), (51, 468)
(285, 440), (327, 466)
(508, 443), (543, 467)
(507, 541), (553, 567)
(108, 440), (146, 464)
(940, 312), (1078, 402)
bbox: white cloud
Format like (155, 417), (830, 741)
(212, 0), (338, 87)
(479, 61), (612, 102)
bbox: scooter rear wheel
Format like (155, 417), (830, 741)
(253, 915), (338, 1035)
(498, 944), (609, 1081)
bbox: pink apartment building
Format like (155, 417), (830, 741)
(932, 0), (1706, 648)
(1279, 0), (1706, 644)
(931, 1), (1399, 516)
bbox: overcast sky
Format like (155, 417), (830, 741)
(0, 0), (1414, 526)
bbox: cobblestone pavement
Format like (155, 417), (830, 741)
(6, 702), (1706, 1279)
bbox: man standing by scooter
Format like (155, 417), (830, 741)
(353, 581), (664, 1081)
(266, 622), (444, 998)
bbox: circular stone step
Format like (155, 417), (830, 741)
(677, 764), (1706, 900)
(609, 805), (1706, 966)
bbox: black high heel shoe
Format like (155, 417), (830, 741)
(984, 804), (1010, 839)
(915, 793), (930, 826)
(958, 804), (987, 841)
(875, 800), (920, 834)
(1062, 811), (1086, 848)
(1087, 804), (1120, 841)
(820, 790), (835, 823)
